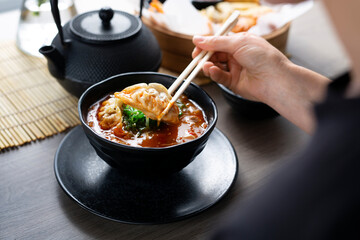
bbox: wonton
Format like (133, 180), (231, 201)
(115, 83), (180, 124)
(97, 97), (123, 130)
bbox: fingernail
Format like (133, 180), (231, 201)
(191, 48), (196, 56)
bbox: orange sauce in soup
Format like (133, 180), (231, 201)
(87, 94), (208, 148)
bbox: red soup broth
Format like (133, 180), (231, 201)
(87, 94), (208, 148)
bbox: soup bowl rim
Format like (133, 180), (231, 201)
(78, 71), (218, 151)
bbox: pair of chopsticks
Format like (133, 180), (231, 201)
(157, 10), (240, 121)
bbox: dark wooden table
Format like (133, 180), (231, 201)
(0, 82), (309, 239)
(0, 2), (347, 239)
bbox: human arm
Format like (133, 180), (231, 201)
(192, 33), (330, 134)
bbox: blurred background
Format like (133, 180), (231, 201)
(0, 0), (350, 79)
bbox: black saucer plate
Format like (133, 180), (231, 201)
(54, 126), (238, 224)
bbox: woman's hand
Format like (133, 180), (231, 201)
(193, 32), (330, 134)
(192, 32), (289, 103)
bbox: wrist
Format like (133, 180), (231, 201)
(260, 60), (330, 134)
(257, 57), (294, 105)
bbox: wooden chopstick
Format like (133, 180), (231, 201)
(158, 10), (240, 121)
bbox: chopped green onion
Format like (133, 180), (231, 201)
(122, 105), (157, 133)
(176, 100), (185, 116)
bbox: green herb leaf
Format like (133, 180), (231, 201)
(32, 0), (47, 16)
(176, 100), (185, 116)
(122, 105), (157, 133)
(37, 0), (47, 7)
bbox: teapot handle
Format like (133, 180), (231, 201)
(139, 0), (144, 19)
(50, 0), (69, 46)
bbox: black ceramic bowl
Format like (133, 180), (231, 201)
(217, 84), (279, 119)
(78, 72), (218, 176)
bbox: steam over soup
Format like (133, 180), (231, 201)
(87, 93), (208, 148)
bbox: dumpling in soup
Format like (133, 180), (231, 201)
(98, 97), (123, 130)
(114, 83), (179, 124)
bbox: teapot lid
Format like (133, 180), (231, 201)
(70, 8), (142, 44)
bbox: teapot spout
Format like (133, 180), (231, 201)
(39, 45), (65, 79)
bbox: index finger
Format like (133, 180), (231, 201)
(192, 33), (250, 54)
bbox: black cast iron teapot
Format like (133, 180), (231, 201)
(39, 0), (162, 97)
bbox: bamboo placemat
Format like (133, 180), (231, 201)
(0, 42), (80, 150)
